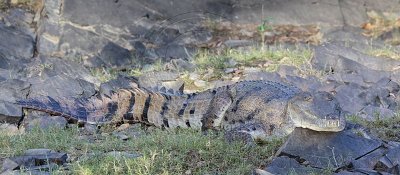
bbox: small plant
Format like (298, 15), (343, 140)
(257, 17), (273, 51)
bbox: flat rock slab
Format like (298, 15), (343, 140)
(1, 149), (67, 172)
(277, 128), (382, 169)
(264, 156), (323, 175)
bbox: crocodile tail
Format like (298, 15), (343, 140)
(16, 95), (117, 124)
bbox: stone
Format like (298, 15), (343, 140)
(385, 146), (400, 167)
(335, 83), (366, 114)
(98, 42), (132, 68)
(0, 23), (34, 59)
(28, 74), (95, 99)
(312, 43), (400, 72)
(1, 149), (67, 172)
(277, 128), (382, 169)
(264, 156), (323, 175)
(351, 147), (386, 170)
(24, 116), (67, 131)
(99, 75), (138, 97)
(1, 158), (19, 171)
(164, 59), (196, 72)
(0, 79), (30, 122)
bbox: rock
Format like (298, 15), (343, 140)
(98, 42), (132, 68)
(351, 147), (386, 170)
(0, 79), (30, 122)
(164, 59), (196, 72)
(2, 149), (67, 172)
(358, 105), (396, 121)
(264, 156), (323, 175)
(99, 75), (138, 97)
(1, 158), (19, 172)
(284, 75), (321, 92)
(385, 146), (400, 168)
(2, 8), (36, 38)
(312, 43), (400, 72)
(24, 115), (67, 131)
(335, 83), (366, 114)
(28, 74), (95, 99)
(0, 23), (34, 59)
(277, 128), (382, 169)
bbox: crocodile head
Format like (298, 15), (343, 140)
(287, 91), (345, 132)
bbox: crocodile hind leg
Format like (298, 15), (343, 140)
(202, 89), (232, 130)
(224, 123), (273, 146)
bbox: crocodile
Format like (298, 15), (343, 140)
(17, 80), (346, 141)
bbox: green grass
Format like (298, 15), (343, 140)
(347, 113), (400, 141)
(0, 126), (284, 174)
(367, 46), (400, 60)
(193, 47), (313, 78)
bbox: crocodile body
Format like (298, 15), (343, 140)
(17, 80), (346, 140)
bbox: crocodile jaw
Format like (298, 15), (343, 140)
(287, 92), (346, 132)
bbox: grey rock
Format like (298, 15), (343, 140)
(277, 128), (382, 169)
(351, 147), (386, 170)
(156, 44), (196, 60)
(164, 59), (196, 72)
(2, 8), (35, 37)
(284, 75), (321, 92)
(1, 158), (19, 172)
(358, 105), (396, 121)
(0, 23), (34, 59)
(99, 75), (138, 97)
(335, 83), (366, 114)
(24, 116), (67, 131)
(25, 56), (99, 86)
(312, 43), (400, 72)
(98, 42), (132, 68)
(324, 27), (385, 53)
(264, 156), (323, 175)
(1, 149), (67, 172)
(0, 79), (30, 122)
(28, 74), (95, 99)
(386, 146), (400, 168)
